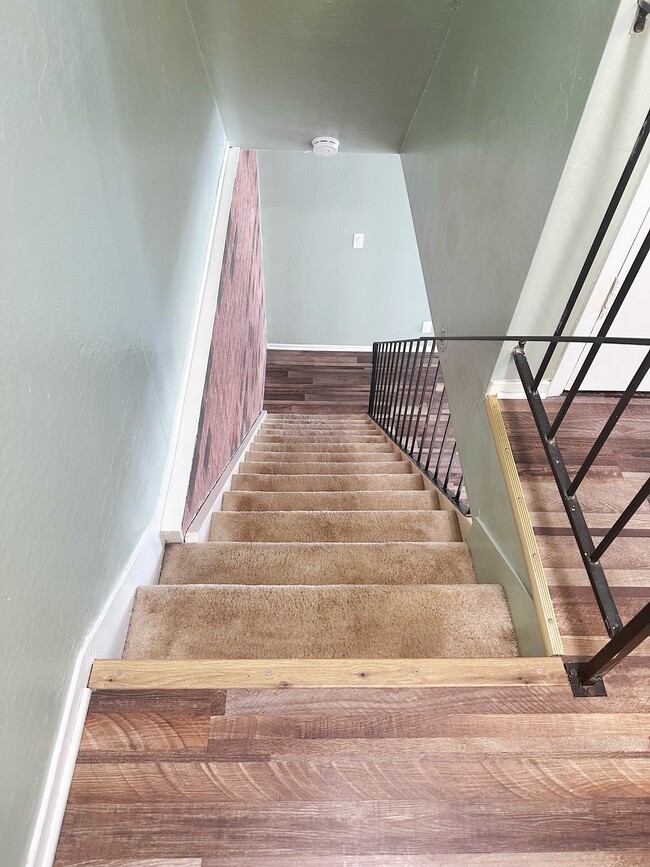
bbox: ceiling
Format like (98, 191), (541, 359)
(186, 0), (459, 153)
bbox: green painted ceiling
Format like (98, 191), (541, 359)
(186, 0), (459, 153)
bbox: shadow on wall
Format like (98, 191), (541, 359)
(183, 150), (267, 530)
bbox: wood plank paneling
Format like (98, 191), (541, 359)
(263, 349), (372, 414)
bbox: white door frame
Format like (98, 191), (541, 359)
(548, 163), (650, 396)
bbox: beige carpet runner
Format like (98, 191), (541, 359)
(124, 414), (518, 659)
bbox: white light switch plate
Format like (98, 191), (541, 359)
(353, 233), (365, 248)
(421, 321), (433, 334)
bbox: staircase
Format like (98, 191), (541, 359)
(124, 414), (519, 660)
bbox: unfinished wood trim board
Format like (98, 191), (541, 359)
(485, 395), (564, 656)
(89, 657), (566, 690)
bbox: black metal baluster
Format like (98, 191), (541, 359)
(380, 342), (398, 427)
(405, 339), (430, 453)
(591, 476), (650, 562)
(534, 107), (650, 389)
(567, 348), (650, 495)
(548, 227), (650, 440)
(397, 340), (417, 445)
(387, 343), (407, 436)
(417, 357), (441, 464)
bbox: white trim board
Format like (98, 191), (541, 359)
(26, 519), (164, 867)
(185, 411), (267, 542)
(161, 146), (241, 543)
(488, 379), (552, 400)
(267, 343), (373, 351)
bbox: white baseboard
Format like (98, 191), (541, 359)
(488, 378), (551, 400)
(27, 519), (164, 867)
(267, 343), (373, 351)
(161, 146), (240, 543)
(185, 410), (267, 542)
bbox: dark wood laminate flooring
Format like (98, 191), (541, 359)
(501, 394), (650, 660)
(264, 348), (372, 414)
(55, 672), (650, 865)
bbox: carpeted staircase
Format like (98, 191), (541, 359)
(124, 414), (519, 659)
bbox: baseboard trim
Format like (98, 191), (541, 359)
(488, 378), (551, 400)
(26, 520), (164, 867)
(89, 656), (566, 690)
(184, 410), (267, 542)
(267, 343), (373, 351)
(485, 395), (563, 656)
(160, 145), (240, 543)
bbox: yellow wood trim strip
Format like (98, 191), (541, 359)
(485, 395), (564, 656)
(89, 657), (567, 690)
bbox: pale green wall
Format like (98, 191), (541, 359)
(258, 152), (430, 344)
(0, 2), (226, 863)
(502, 0), (650, 383)
(401, 0), (616, 644)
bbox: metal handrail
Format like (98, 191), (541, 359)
(369, 332), (649, 696)
(369, 338), (468, 514)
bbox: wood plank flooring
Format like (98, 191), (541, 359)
(500, 395), (650, 662)
(54, 392), (650, 865)
(264, 348), (372, 414)
(55, 669), (650, 865)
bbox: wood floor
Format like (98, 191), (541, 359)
(264, 348), (372, 414)
(54, 393), (650, 865)
(500, 394), (650, 660)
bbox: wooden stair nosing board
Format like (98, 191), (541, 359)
(486, 395), (563, 657)
(90, 657), (567, 690)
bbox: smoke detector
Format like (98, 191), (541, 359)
(312, 136), (340, 156)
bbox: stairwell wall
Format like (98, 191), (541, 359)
(0, 2), (227, 863)
(401, 0), (617, 641)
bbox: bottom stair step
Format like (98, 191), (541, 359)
(124, 584), (519, 660)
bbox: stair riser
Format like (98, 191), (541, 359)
(231, 474), (424, 491)
(245, 452), (399, 463)
(209, 511), (461, 543)
(249, 442), (394, 453)
(221, 491), (441, 511)
(241, 462), (411, 475)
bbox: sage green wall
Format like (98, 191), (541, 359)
(258, 152), (430, 344)
(0, 2), (226, 863)
(401, 0), (616, 639)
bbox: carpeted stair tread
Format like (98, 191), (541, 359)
(231, 473), (424, 491)
(256, 434), (386, 443)
(245, 451), (400, 463)
(208, 510), (461, 542)
(241, 461), (411, 475)
(159, 541), (475, 586)
(268, 413), (370, 420)
(266, 412), (370, 423)
(123, 584), (518, 659)
(249, 441), (395, 453)
(222, 490), (442, 512)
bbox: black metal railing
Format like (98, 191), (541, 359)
(368, 108), (650, 695)
(512, 107), (650, 695)
(368, 338), (469, 514)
